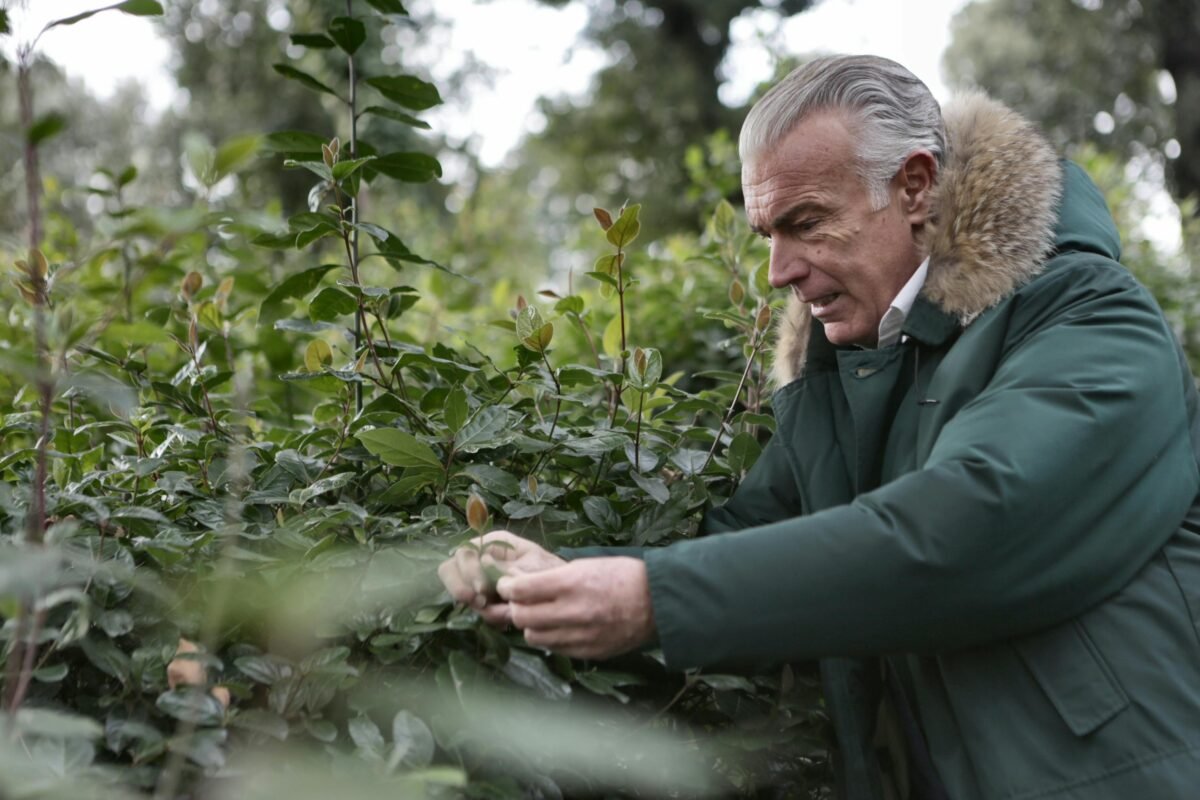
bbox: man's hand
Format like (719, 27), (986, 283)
(496, 557), (655, 660)
(437, 530), (565, 627)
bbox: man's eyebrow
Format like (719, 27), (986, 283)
(750, 201), (828, 235)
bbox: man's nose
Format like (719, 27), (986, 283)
(768, 240), (809, 289)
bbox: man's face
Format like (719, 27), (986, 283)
(743, 111), (926, 347)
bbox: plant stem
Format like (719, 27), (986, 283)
(347, 0), (363, 414)
(703, 332), (765, 474)
(634, 389), (645, 469)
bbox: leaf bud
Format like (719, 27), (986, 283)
(181, 271), (203, 302)
(729, 279), (745, 305)
(755, 304), (772, 332)
(466, 492), (489, 533)
(593, 207), (614, 230)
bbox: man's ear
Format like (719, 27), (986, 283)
(896, 150), (937, 225)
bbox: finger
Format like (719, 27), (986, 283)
(479, 603), (512, 628)
(496, 565), (574, 604)
(508, 600), (585, 631)
(453, 546), (489, 595)
(437, 558), (478, 606)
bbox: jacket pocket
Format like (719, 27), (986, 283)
(1013, 619), (1129, 737)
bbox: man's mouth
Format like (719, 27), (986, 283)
(809, 293), (840, 310)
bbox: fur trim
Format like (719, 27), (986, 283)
(772, 92), (1063, 385)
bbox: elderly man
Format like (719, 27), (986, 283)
(439, 55), (1200, 798)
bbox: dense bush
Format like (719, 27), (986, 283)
(0, 3), (834, 798)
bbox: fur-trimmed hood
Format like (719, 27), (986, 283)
(772, 92), (1064, 385)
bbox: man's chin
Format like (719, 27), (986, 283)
(819, 321), (871, 348)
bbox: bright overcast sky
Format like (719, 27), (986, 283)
(6, 0), (971, 166)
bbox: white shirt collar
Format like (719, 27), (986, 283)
(875, 256), (929, 348)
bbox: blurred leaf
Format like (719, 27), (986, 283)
(273, 64), (340, 99)
(364, 0), (408, 13)
(28, 112), (67, 146)
(213, 134), (262, 179)
(328, 16), (366, 54)
(501, 650), (571, 700)
(369, 152), (442, 183)
(290, 32), (335, 48)
(350, 715), (385, 759)
(156, 688), (225, 726)
(47, 0), (163, 28)
(15, 708), (103, 740)
(388, 710), (434, 770)
(365, 75), (442, 111)
(361, 105), (430, 129)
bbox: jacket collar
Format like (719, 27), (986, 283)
(771, 92), (1063, 385)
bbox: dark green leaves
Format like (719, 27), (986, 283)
(28, 113), (66, 146)
(361, 106), (431, 130)
(364, 0), (409, 14)
(258, 264), (340, 328)
(309, 287), (357, 321)
(290, 33), (335, 49)
(273, 64), (341, 99)
(356, 428), (441, 469)
(365, 75), (442, 111)
(369, 152), (442, 183)
(328, 16), (367, 55)
(46, 0), (163, 29)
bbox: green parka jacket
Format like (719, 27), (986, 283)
(578, 95), (1200, 798)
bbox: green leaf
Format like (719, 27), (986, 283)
(229, 709), (289, 741)
(236, 654), (294, 685)
(364, 0), (408, 13)
(156, 688), (225, 726)
(261, 130), (326, 156)
(0, 10), (10, 35)
(350, 714), (385, 759)
(116, 0), (163, 14)
(305, 339), (333, 371)
(388, 710), (434, 770)
(606, 204), (642, 248)
(365, 75), (442, 111)
(258, 264), (339, 327)
(361, 105), (430, 130)
(309, 287), (358, 321)
(213, 134), (262, 179)
(501, 650), (571, 700)
(444, 386), (468, 433)
(16, 708), (102, 739)
(47, 0), (162, 28)
(711, 199), (738, 244)
(28, 112), (67, 146)
(670, 448), (709, 476)
(582, 496), (621, 532)
(331, 156), (376, 181)
(290, 33), (335, 48)
(368, 152), (442, 183)
(273, 64), (340, 99)
(727, 432), (763, 475)
(293, 471), (355, 504)
(328, 16), (366, 54)
(459, 464), (520, 498)
(454, 407), (514, 453)
(357, 428), (442, 469)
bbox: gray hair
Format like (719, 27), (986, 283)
(739, 55), (946, 209)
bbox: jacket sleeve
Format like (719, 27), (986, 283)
(645, 263), (1200, 669)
